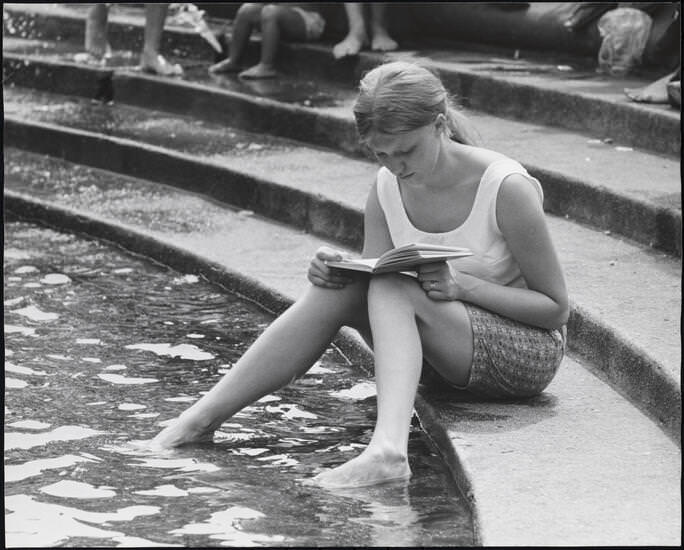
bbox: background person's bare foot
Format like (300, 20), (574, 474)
(333, 33), (368, 59)
(209, 58), (241, 73)
(371, 32), (397, 52)
(311, 449), (411, 488)
(140, 53), (184, 76)
(624, 72), (674, 104)
(239, 63), (277, 79)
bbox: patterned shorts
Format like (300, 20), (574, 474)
(448, 303), (566, 399)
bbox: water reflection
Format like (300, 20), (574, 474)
(4, 221), (473, 546)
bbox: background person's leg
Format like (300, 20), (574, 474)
(140, 3), (183, 75)
(239, 4), (307, 79)
(84, 3), (110, 59)
(333, 3), (368, 59)
(210, 3), (263, 73)
(369, 3), (397, 52)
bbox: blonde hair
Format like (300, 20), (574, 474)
(353, 61), (479, 146)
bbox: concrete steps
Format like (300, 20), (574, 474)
(3, 2), (680, 157)
(3, 42), (681, 257)
(4, 148), (680, 546)
(3, 86), (681, 441)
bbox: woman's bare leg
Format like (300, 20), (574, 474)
(152, 280), (370, 448)
(313, 274), (472, 488)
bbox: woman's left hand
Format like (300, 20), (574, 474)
(416, 262), (467, 301)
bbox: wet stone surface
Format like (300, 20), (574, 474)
(4, 86), (294, 158)
(4, 221), (474, 547)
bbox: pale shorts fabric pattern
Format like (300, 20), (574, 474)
(455, 303), (566, 399)
(291, 7), (325, 40)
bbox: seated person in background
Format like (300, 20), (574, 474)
(82, 3), (183, 76)
(333, 3), (397, 59)
(209, 3), (325, 79)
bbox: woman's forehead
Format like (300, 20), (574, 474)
(366, 126), (427, 152)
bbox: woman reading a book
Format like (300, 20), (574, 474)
(152, 61), (569, 489)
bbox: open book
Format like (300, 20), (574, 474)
(325, 243), (472, 274)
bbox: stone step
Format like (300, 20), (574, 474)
(3, 2), (680, 157)
(3, 92), (681, 442)
(3, 148), (680, 546)
(3, 47), (681, 257)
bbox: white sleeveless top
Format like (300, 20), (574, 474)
(376, 158), (543, 289)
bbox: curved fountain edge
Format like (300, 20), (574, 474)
(4, 190), (485, 542)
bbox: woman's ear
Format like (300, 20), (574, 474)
(434, 113), (448, 135)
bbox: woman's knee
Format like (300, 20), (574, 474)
(368, 273), (420, 305)
(302, 279), (368, 322)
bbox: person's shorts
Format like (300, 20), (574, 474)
(448, 303), (566, 399)
(291, 7), (325, 41)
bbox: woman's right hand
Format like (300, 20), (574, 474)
(307, 246), (354, 289)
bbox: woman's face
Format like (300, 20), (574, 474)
(366, 120), (443, 184)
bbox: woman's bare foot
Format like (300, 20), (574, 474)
(371, 31), (398, 52)
(624, 72), (675, 104)
(333, 32), (368, 59)
(311, 448), (411, 488)
(239, 63), (277, 79)
(150, 415), (215, 449)
(209, 58), (241, 74)
(140, 53), (184, 76)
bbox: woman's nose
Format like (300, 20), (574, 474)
(384, 156), (405, 175)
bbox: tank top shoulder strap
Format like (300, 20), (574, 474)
(375, 167), (405, 230)
(472, 158), (544, 234)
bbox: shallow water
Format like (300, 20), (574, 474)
(4, 221), (473, 547)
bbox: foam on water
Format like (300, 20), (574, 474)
(5, 362), (48, 376)
(134, 484), (189, 497)
(40, 273), (71, 285)
(7, 420), (52, 430)
(330, 382), (377, 400)
(265, 403), (318, 420)
(13, 305), (59, 321)
(170, 506), (287, 546)
(5, 426), (103, 451)
(5, 495), (160, 547)
(6, 377), (29, 389)
(5, 454), (94, 483)
(98, 373), (158, 384)
(41, 480), (117, 499)
(125, 342), (214, 360)
(14, 265), (38, 274)
(5, 324), (37, 336)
